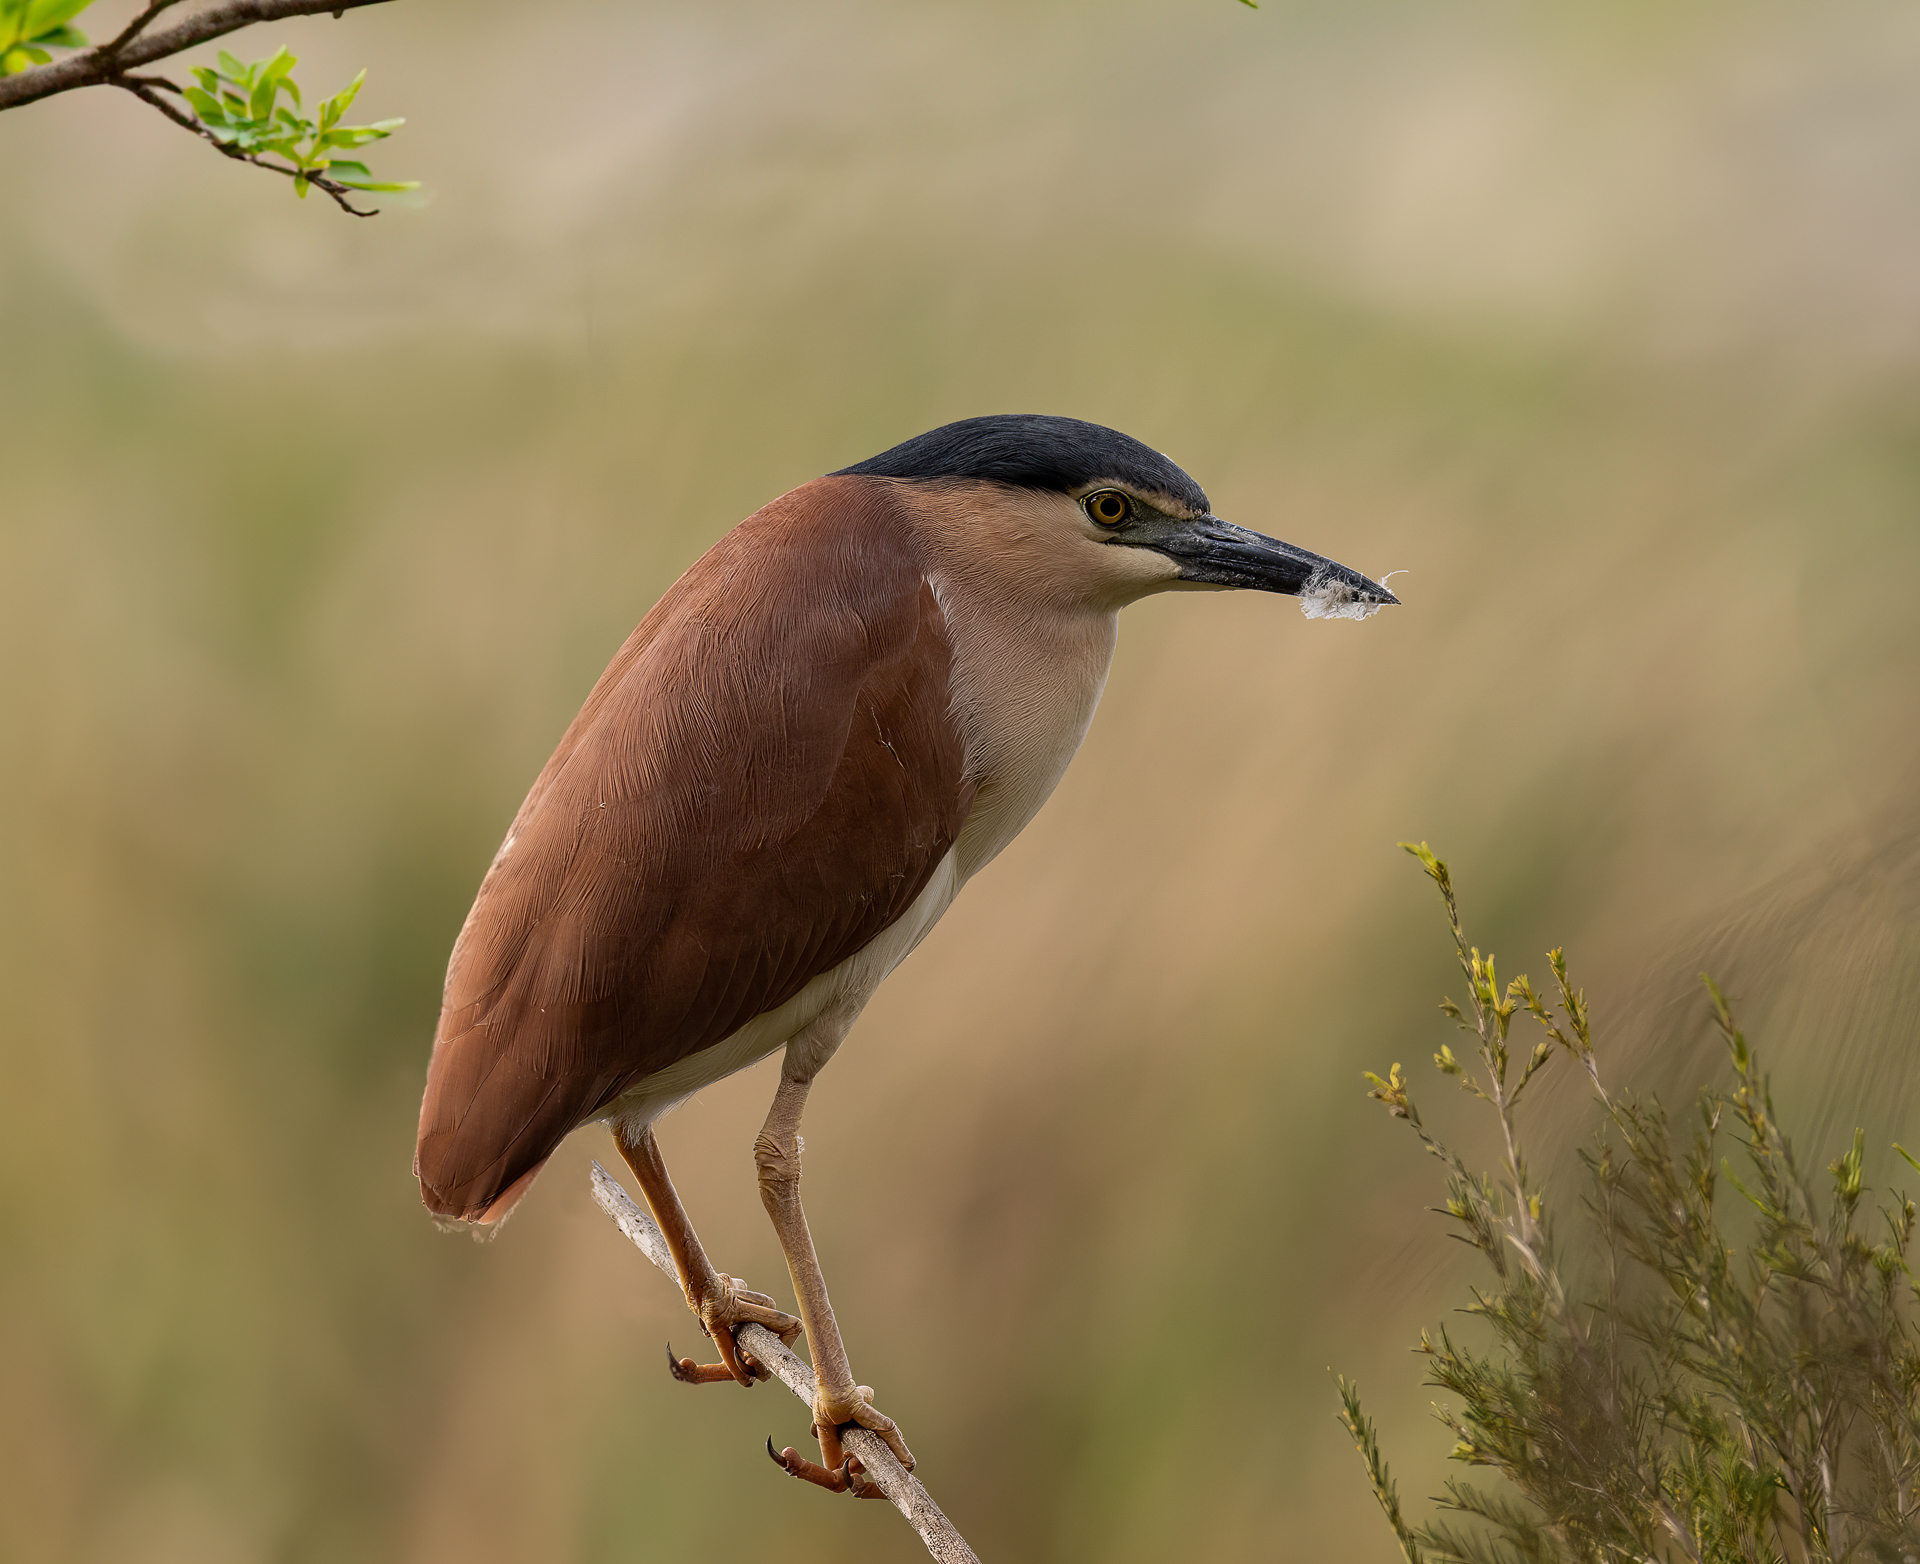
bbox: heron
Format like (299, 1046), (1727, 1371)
(414, 414), (1397, 1492)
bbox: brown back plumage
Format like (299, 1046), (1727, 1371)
(415, 476), (973, 1222)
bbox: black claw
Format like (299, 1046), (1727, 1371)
(665, 1342), (702, 1384)
(766, 1436), (783, 1468)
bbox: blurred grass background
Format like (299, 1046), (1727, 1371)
(3, 0), (1919, 1559)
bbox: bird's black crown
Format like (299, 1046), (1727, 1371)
(835, 415), (1210, 515)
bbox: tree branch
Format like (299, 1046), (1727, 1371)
(114, 74), (375, 214)
(0, 0), (396, 111)
(589, 1162), (983, 1564)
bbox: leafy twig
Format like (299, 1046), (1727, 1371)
(173, 46), (412, 206)
(115, 72), (375, 215)
(1337, 1376), (1426, 1564)
(2, 1), (411, 212)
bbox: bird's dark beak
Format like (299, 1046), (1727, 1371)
(1151, 517), (1400, 605)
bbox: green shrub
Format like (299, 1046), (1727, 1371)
(1341, 844), (1920, 1564)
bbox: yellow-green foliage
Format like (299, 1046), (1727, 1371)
(1347, 849), (1920, 1564)
(180, 48), (414, 199)
(0, 0), (87, 75)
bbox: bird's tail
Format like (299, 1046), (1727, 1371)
(418, 1155), (549, 1241)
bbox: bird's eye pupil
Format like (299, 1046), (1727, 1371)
(1088, 492), (1128, 526)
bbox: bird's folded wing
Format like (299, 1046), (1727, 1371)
(415, 477), (972, 1221)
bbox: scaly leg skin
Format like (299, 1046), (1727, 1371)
(755, 1071), (914, 1497)
(613, 1121), (802, 1387)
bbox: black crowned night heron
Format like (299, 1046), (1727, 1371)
(414, 414), (1397, 1492)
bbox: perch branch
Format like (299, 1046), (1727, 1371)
(0, 0), (396, 111)
(589, 1162), (982, 1564)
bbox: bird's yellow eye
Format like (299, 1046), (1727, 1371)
(1084, 490), (1130, 527)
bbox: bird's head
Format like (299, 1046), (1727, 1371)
(838, 414), (1400, 615)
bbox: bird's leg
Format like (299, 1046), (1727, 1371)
(613, 1121), (801, 1387)
(754, 1070), (915, 1492)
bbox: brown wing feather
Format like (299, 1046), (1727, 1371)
(415, 475), (972, 1221)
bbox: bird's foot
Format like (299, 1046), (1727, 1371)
(766, 1439), (872, 1496)
(768, 1383), (913, 1496)
(665, 1274), (801, 1387)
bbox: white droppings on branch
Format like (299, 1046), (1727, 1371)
(589, 1162), (983, 1564)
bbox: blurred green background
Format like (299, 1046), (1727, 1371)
(4, 0), (1919, 1559)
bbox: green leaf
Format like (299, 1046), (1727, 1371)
(1832, 1127), (1866, 1201)
(322, 67), (366, 128)
(1399, 840), (1443, 879)
(321, 124), (393, 149)
(23, 0), (90, 36)
(1721, 1157), (1772, 1215)
(324, 158), (371, 178)
(330, 177), (418, 192)
(0, 0), (82, 51)
(216, 49), (247, 81)
(183, 86), (225, 121)
(250, 47), (294, 119)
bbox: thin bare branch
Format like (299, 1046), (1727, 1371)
(0, 0), (395, 111)
(589, 1162), (983, 1564)
(102, 0), (188, 55)
(114, 75), (375, 215)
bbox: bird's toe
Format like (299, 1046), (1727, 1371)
(767, 1437), (866, 1494)
(666, 1273), (801, 1387)
(665, 1340), (740, 1384)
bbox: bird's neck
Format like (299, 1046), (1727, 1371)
(944, 583), (1118, 883)
(896, 487), (1123, 883)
